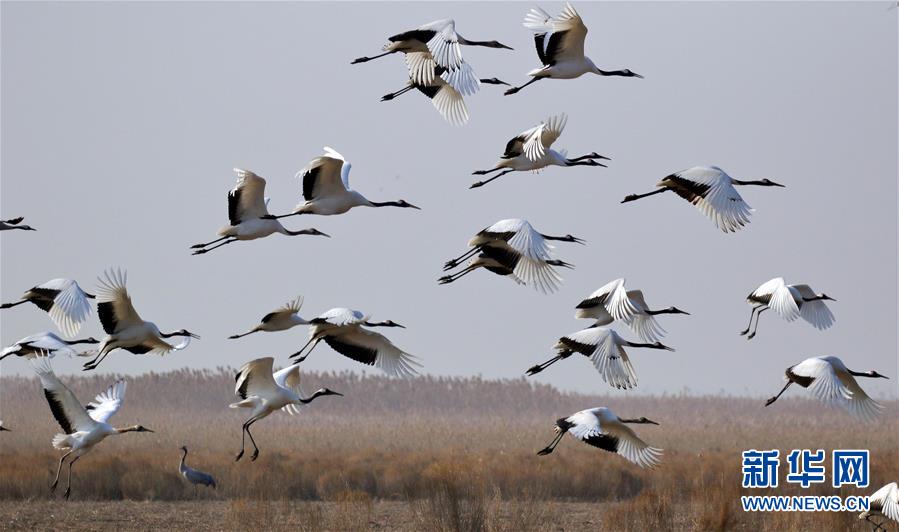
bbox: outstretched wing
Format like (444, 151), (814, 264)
(597, 417), (663, 469)
(524, 3), (587, 66)
(750, 277), (800, 322)
(297, 148), (351, 203)
(580, 278), (639, 323)
(561, 327), (638, 390)
(85, 380), (127, 423)
(791, 285), (835, 330)
(95, 269), (144, 334)
(40, 279), (92, 339)
(234, 357), (278, 399)
(324, 327), (420, 377)
(523, 114), (567, 161)
(31, 355), (97, 434)
(229, 169), (269, 224)
(666, 167), (753, 232)
(625, 290), (667, 342)
(418, 19), (464, 72)
(274, 363), (306, 415)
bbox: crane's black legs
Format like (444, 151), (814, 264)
(504, 76), (542, 96)
(438, 265), (479, 285)
(765, 381), (792, 407)
(0, 299), (26, 309)
(621, 188), (667, 203)
(470, 169), (514, 189)
(190, 236), (228, 249)
(526, 353), (568, 376)
(380, 85), (414, 102)
(82, 349), (111, 371)
(51, 450), (74, 491)
(228, 330), (258, 340)
(351, 50), (396, 64)
(290, 338), (321, 362)
(537, 431), (565, 455)
(746, 308), (768, 340)
(740, 305), (765, 336)
(192, 238), (238, 255)
(444, 247), (481, 271)
(472, 166), (506, 176)
(63, 455), (80, 500)
(236, 414), (263, 462)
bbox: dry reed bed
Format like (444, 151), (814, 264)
(0, 369), (896, 530)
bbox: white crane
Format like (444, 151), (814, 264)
(575, 278), (688, 342)
(179, 447), (217, 493)
(1, 278), (94, 338)
(537, 407), (662, 468)
(289, 308), (420, 377)
(0, 216), (36, 231)
(351, 18), (512, 77)
(1, 331), (98, 361)
(191, 168), (330, 255)
(470, 114), (609, 188)
(31, 355), (153, 500)
(81, 269), (199, 371)
(860, 482), (898, 530)
(380, 61), (509, 126)
(229, 296), (308, 339)
(621, 166), (785, 233)
(765, 356), (887, 421)
(230, 357), (343, 461)
(504, 3), (642, 96)
(439, 218), (583, 293)
(263, 148), (421, 218)
(741, 277), (835, 339)
(526, 326), (674, 389)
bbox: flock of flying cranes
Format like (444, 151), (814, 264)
(0, 2), (896, 526)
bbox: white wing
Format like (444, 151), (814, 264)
(269, 295), (304, 317)
(440, 61), (480, 96)
(296, 148), (351, 203)
(524, 3), (588, 65)
(35, 279), (92, 339)
(751, 277), (800, 322)
(599, 417), (663, 469)
(315, 308), (368, 327)
(325, 327), (420, 377)
(85, 380), (127, 423)
(234, 357), (279, 399)
(523, 114), (567, 161)
(564, 327), (638, 389)
(494, 219), (563, 294)
(230, 169), (269, 222)
(2, 332), (74, 359)
(95, 269), (145, 333)
(793, 357), (882, 421)
(791, 285), (835, 330)
(429, 82), (469, 126)
(871, 483), (899, 521)
(30, 355), (98, 433)
(585, 278), (639, 323)
(419, 19), (463, 71)
(625, 290), (667, 342)
(274, 363), (306, 415)
(404, 51), (437, 86)
(671, 166), (754, 232)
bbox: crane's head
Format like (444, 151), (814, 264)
(121, 424), (154, 434)
(758, 178), (785, 187)
(819, 294), (836, 302)
(396, 200), (420, 210)
(668, 306), (690, 315)
(381, 320), (405, 328)
(314, 388), (344, 398)
(180, 446), (188, 453)
(867, 371), (889, 379)
(167, 329), (200, 339)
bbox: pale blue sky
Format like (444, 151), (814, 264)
(1, 1), (896, 398)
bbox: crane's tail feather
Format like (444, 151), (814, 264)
(229, 399), (255, 409)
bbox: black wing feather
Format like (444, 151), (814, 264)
(96, 301), (118, 335)
(44, 389), (76, 434)
(324, 336), (378, 366)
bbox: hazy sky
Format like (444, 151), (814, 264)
(1, 2), (896, 399)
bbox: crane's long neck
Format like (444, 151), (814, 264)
(65, 337), (98, 345)
(180, 449), (187, 468)
(369, 200), (404, 208)
(297, 389), (330, 404)
(284, 228), (320, 236)
(730, 179), (771, 186)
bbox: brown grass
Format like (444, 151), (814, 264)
(0, 368), (896, 530)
